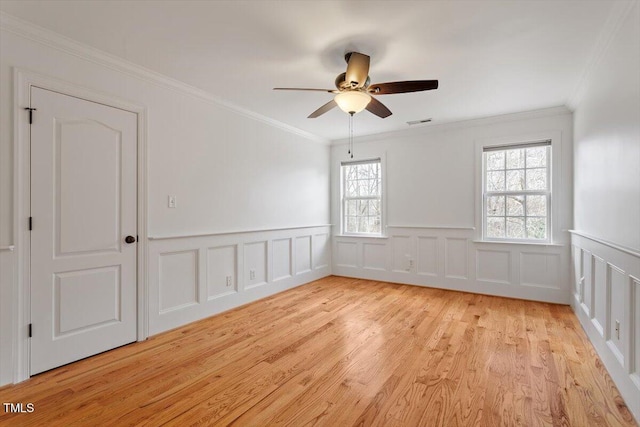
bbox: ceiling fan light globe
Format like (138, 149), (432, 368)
(334, 91), (371, 114)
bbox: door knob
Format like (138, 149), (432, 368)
(125, 235), (136, 244)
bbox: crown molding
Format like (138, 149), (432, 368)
(566, 1), (637, 110)
(0, 11), (329, 145)
(331, 105), (572, 145)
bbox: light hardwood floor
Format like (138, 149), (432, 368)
(0, 276), (637, 426)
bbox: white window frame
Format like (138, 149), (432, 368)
(475, 131), (562, 244)
(340, 158), (384, 236)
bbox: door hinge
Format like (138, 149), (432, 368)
(24, 107), (37, 124)
(28, 324), (32, 338)
(29, 217), (33, 231)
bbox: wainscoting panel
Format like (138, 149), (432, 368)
(362, 242), (387, 271)
(206, 245), (237, 300)
(570, 231), (640, 421)
(582, 250), (593, 317)
(333, 227), (569, 304)
(295, 236), (312, 275)
(607, 263), (627, 366)
(445, 238), (468, 279)
(0, 248), (14, 386)
(476, 249), (511, 284)
(520, 252), (561, 289)
(272, 238), (292, 282)
(158, 250), (199, 313)
(313, 233), (329, 270)
(571, 244), (582, 297)
(416, 236), (438, 277)
(244, 241), (268, 289)
(336, 241), (358, 268)
(391, 235), (412, 273)
(592, 256), (607, 336)
(148, 225), (331, 335)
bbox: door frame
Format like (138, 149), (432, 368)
(12, 68), (148, 382)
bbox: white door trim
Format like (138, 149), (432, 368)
(12, 68), (148, 383)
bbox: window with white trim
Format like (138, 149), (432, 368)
(341, 158), (382, 235)
(483, 141), (551, 241)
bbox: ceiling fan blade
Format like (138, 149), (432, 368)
(345, 52), (370, 88)
(273, 88), (338, 93)
(366, 97), (392, 118)
(308, 99), (337, 118)
(368, 80), (439, 95)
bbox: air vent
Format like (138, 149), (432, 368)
(407, 118), (432, 125)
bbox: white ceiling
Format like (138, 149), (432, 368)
(0, 0), (623, 140)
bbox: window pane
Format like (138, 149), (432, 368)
(486, 195), (505, 216)
(357, 164), (370, 179)
(526, 147), (547, 167)
(526, 217), (546, 239)
(487, 217), (505, 238)
(357, 179), (378, 197)
(358, 217), (368, 233)
(370, 199), (380, 216)
(346, 216), (357, 233)
(506, 195), (524, 216)
(369, 217), (381, 234)
(506, 170), (525, 191)
(526, 195), (547, 217)
(506, 217), (525, 239)
(486, 151), (505, 170)
(346, 200), (357, 216)
(486, 171), (505, 191)
(357, 199), (367, 216)
(506, 149), (525, 169)
(526, 168), (547, 190)
(346, 179), (357, 197)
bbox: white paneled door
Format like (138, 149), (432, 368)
(30, 87), (137, 375)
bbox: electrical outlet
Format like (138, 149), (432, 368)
(249, 270), (256, 280)
(168, 195), (176, 208)
(409, 259), (414, 269)
(615, 320), (620, 340)
(225, 276), (232, 287)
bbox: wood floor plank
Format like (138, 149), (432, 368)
(0, 276), (636, 426)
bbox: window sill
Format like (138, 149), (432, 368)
(473, 240), (565, 247)
(335, 234), (389, 240)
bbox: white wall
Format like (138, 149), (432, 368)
(570, 2), (640, 421)
(0, 17), (330, 385)
(331, 108), (574, 304)
(573, 2), (640, 252)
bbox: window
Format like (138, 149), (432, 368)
(483, 141), (551, 241)
(341, 158), (382, 235)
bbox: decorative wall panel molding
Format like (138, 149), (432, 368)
(207, 245), (237, 300)
(333, 227), (569, 304)
(272, 239), (292, 282)
(313, 233), (330, 270)
(570, 231), (640, 421)
(362, 242), (387, 271)
(416, 236), (438, 277)
(445, 238), (468, 280)
(336, 241), (358, 268)
(244, 241), (268, 289)
(476, 249), (511, 284)
(148, 225), (331, 335)
(158, 250), (199, 314)
(295, 236), (312, 275)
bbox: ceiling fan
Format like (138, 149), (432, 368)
(273, 52), (438, 119)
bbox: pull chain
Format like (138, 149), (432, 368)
(348, 112), (354, 159)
